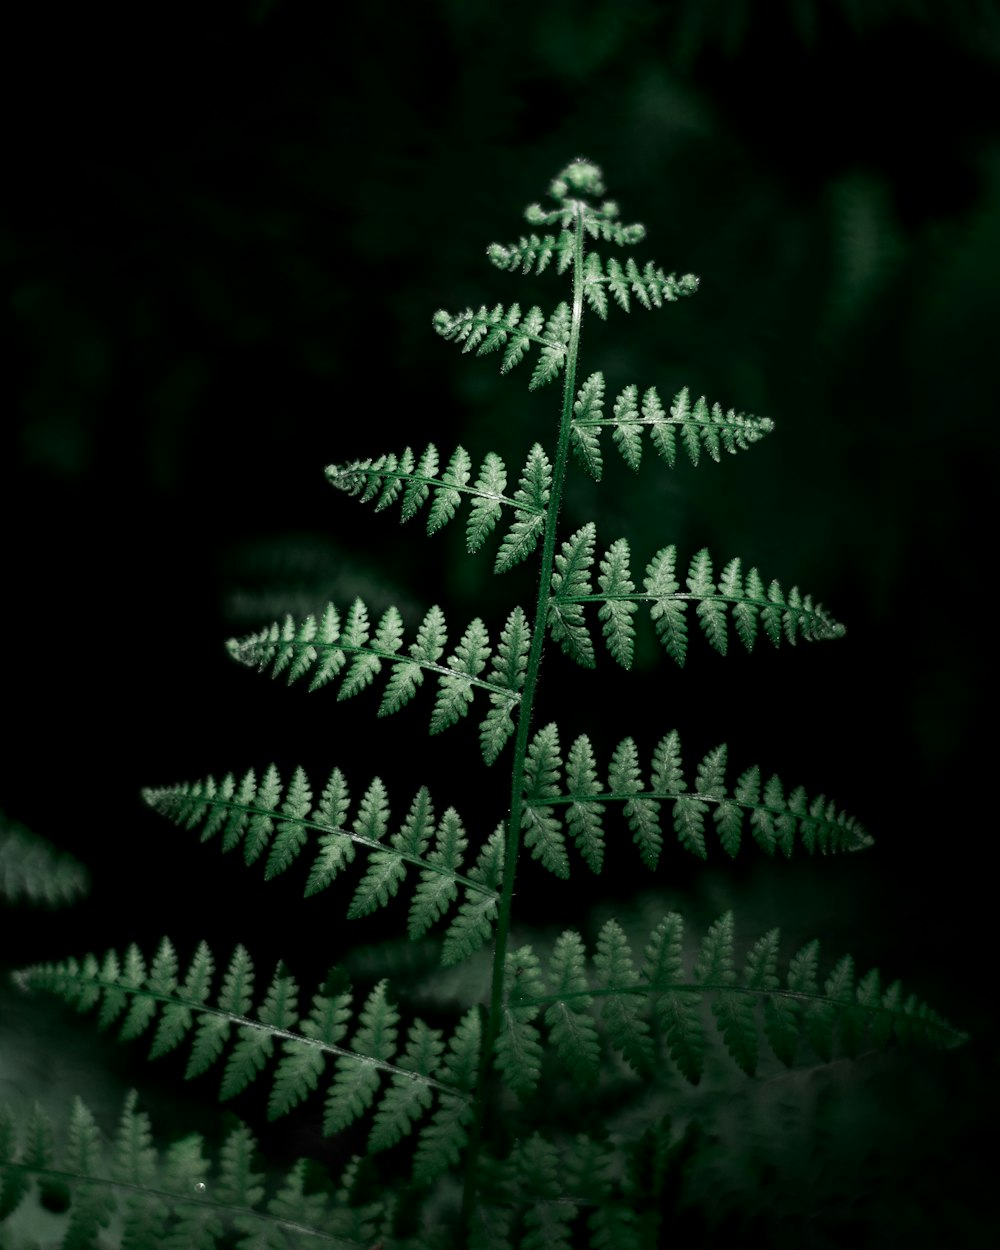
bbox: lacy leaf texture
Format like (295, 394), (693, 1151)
(4, 157), (967, 1250)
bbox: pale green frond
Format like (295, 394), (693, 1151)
(14, 945), (474, 1156)
(327, 442), (549, 569)
(431, 617), (491, 732)
(224, 599), (527, 760)
(564, 733), (604, 873)
(555, 538), (845, 666)
(268, 978), (352, 1120)
(592, 256), (700, 313)
(521, 724), (570, 879)
(348, 785), (432, 921)
(529, 302), (572, 390)
(609, 737), (663, 870)
(643, 543), (687, 663)
(571, 380), (773, 472)
(520, 730), (872, 872)
(441, 825), (504, 967)
(569, 370), (605, 480)
(0, 810), (90, 906)
(408, 806), (466, 940)
(433, 301), (565, 386)
(583, 250), (608, 319)
(480, 606), (531, 765)
(494, 443), (551, 573)
(486, 232), (570, 276)
(145, 765), (497, 938)
(597, 537), (638, 668)
(547, 522), (596, 668)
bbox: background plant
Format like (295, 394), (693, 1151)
(2, 158), (973, 1249)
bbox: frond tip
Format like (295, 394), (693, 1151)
(225, 600), (530, 764)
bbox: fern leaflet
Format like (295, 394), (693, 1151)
(143, 765), (499, 948)
(570, 373), (773, 478)
(549, 527), (845, 667)
(0, 1091), (379, 1248)
(225, 599), (528, 762)
(326, 443), (552, 573)
(516, 912), (968, 1084)
(520, 726), (872, 872)
(432, 301), (571, 390)
(14, 943), (479, 1158)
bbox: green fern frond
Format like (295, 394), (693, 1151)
(225, 599), (529, 761)
(14, 943), (478, 1157)
(433, 301), (571, 390)
(585, 256), (700, 318)
(548, 528), (845, 667)
(326, 443), (552, 573)
(520, 725), (872, 871)
(0, 1091), (379, 1248)
(486, 231), (575, 277)
(142, 765), (499, 942)
(570, 373), (773, 480)
(512, 912), (967, 1085)
(0, 810), (89, 906)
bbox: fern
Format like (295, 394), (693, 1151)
(0, 1091), (381, 1249)
(0, 809), (89, 907)
(6, 158), (966, 1248)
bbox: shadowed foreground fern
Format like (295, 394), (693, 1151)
(3, 159), (966, 1248)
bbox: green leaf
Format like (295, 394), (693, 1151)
(598, 538), (637, 669)
(522, 725), (570, 878)
(495, 444), (551, 573)
(644, 545), (687, 665)
(548, 523), (596, 668)
(323, 981), (399, 1135)
(570, 371), (605, 480)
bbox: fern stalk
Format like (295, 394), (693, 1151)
(459, 183), (590, 1235)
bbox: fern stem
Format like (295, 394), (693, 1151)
(459, 199), (589, 1238)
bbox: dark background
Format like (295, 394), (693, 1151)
(1, 1), (996, 1245)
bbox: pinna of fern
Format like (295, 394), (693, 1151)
(226, 599), (529, 766)
(13, 938), (483, 1184)
(12, 907), (966, 1167)
(140, 718), (868, 939)
(142, 764), (503, 966)
(0, 1090), (382, 1249)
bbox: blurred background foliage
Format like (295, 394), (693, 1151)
(1, 0), (996, 1243)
